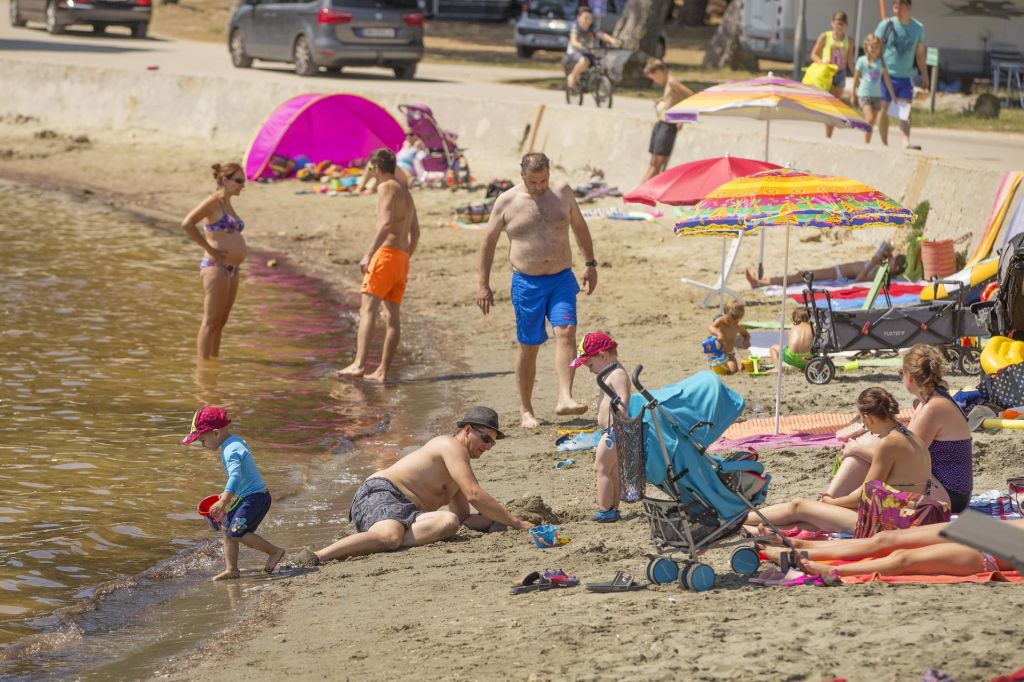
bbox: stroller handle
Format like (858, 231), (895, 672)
(596, 363), (623, 410)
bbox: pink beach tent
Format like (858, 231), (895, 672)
(244, 93), (405, 180)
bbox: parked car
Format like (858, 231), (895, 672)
(228, 0), (424, 79)
(9, 0), (151, 37)
(513, 0), (665, 59)
(418, 0), (521, 22)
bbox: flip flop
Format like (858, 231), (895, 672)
(584, 570), (647, 593)
(748, 567), (786, 585)
(543, 568), (580, 587)
(509, 571), (554, 595)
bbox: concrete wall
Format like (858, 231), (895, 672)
(0, 57), (1011, 248)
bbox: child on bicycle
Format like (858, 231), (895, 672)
(570, 332), (630, 523)
(565, 6), (621, 93)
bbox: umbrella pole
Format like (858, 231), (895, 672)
(758, 120), (771, 279)
(773, 222), (791, 435)
(719, 236), (727, 315)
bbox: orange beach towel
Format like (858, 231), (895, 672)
(839, 570), (1022, 585)
(722, 408), (915, 440)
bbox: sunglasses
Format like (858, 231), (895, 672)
(470, 426), (495, 445)
(229, 176), (246, 184)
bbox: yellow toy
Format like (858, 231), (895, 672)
(980, 336), (1024, 375)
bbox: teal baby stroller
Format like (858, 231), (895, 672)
(597, 367), (787, 591)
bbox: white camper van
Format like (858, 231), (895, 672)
(741, 0), (1024, 81)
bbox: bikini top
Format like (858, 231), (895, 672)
(205, 201), (244, 233)
(887, 421), (933, 495)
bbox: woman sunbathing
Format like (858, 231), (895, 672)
(743, 387), (933, 536)
(759, 520), (1023, 578)
(745, 243), (905, 288)
(829, 344), (972, 512)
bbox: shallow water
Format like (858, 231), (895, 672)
(0, 181), (445, 677)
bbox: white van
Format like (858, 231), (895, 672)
(741, 0), (1024, 80)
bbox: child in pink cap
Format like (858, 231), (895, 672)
(181, 406), (286, 580)
(570, 332), (631, 522)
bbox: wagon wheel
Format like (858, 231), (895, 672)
(942, 346), (961, 367)
(805, 357), (835, 385)
(958, 347), (982, 375)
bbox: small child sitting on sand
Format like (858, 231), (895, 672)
(708, 301), (751, 375)
(570, 332), (631, 523)
(769, 307), (814, 372)
(181, 406), (286, 581)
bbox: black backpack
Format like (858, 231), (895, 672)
(985, 232), (1024, 339)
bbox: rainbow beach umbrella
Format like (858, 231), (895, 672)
(663, 74), (872, 284)
(675, 167), (915, 432)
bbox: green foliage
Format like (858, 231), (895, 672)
(902, 200), (930, 281)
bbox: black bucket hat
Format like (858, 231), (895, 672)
(456, 406), (506, 440)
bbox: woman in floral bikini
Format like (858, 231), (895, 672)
(181, 162), (248, 360)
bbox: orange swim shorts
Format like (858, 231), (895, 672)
(361, 246), (410, 304)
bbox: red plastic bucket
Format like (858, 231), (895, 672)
(197, 494), (222, 530)
(921, 239), (957, 280)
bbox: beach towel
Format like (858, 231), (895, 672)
(721, 409), (914, 439)
(854, 479), (951, 539)
(838, 570), (1023, 585)
(709, 432), (842, 452)
(968, 171), (1024, 266)
(792, 282), (926, 304)
(447, 219), (486, 231)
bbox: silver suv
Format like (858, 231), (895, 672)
(513, 0), (665, 59)
(229, 0), (424, 79)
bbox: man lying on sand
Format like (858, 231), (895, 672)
(294, 407), (533, 565)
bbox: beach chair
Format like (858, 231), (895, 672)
(597, 366), (793, 591)
(680, 235), (745, 311)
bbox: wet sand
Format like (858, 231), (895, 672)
(2, 118), (1022, 681)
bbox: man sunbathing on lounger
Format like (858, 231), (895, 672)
(745, 243), (906, 288)
(294, 407), (533, 565)
(759, 519), (1024, 579)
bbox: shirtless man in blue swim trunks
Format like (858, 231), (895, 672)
(293, 407), (533, 565)
(476, 153), (597, 429)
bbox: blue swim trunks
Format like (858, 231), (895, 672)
(883, 76), (914, 102)
(224, 490), (272, 538)
(510, 268), (580, 345)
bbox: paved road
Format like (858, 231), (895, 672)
(2, 1), (1022, 171)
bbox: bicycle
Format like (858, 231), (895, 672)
(564, 50), (614, 108)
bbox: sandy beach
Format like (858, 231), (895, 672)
(2, 115), (1023, 681)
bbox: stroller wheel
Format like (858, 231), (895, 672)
(729, 546), (761, 577)
(958, 347), (982, 375)
(646, 557), (679, 585)
(681, 562), (716, 592)
(804, 357), (835, 385)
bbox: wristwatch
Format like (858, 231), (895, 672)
(585, 259), (598, 268)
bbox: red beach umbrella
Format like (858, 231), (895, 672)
(624, 156), (782, 207)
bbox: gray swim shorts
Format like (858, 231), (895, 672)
(348, 477), (423, 533)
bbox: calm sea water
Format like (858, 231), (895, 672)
(0, 181), (443, 677)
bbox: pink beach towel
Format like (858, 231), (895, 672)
(722, 409), (914, 439)
(709, 432), (842, 452)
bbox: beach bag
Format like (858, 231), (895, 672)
(979, 362), (1024, 409)
(485, 179), (514, 199)
(854, 479), (950, 538)
(801, 62), (837, 92)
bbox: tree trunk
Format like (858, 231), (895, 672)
(611, 0), (672, 85)
(702, 0), (759, 71)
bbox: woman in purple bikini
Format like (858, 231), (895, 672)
(829, 345), (974, 512)
(181, 162), (248, 360)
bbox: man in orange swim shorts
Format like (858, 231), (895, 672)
(338, 148), (420, 383)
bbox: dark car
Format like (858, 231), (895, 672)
(419, 0), (520, 22)
(9, 0), (151, 37)
(513, 0), (665, 59)
(228, 0), (424, 79)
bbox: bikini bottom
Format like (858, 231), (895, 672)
(200, 258), (240, 278)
